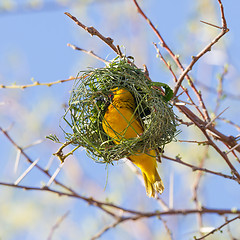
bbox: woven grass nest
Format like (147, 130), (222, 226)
(63, 57), (177, 164)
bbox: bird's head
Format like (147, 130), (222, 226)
(110, 88), (135, 103)
(94, 88), (135, 111)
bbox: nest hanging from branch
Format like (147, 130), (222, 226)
(62, 57), (177, 164)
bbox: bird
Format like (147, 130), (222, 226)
(102, 87), (164, 197)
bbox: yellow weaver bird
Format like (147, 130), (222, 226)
(102, 88), (164, 198)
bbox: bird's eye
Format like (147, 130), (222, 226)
(108, 93), (114, 102)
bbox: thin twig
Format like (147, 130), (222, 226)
(177, 105), (240, 176)
(178, 140), (209, 145)
(217, 0), (228, 28)
(225, 216), (237, 240)
(53, 140), (80, 162)
(205, 107), (229, 129)
(173, 25), (228, 97)
(125, 159), (169, 211)
(173, 0), (229, 98)
(153, 42), (177, 82)
(162, 155), (236, 181)
(159, 216), (173, 240)
(64, 12), (119, 55)
(47, 211), (70, 240)
(194, 79), (240, 100)
(200, 20), (224, 30)
(0, 126), (78, 195)
(133, 0), (211, 122)
(24, 139), (45, 149)
(202, 126), (240, 181)
(2, 179), (240, 227)
(219, 117), (240, 131)
(0, 76), (76, 89)
(177, 105), (240, 152)
(153, 43), (204, 119)
(225, 142), (240, 155)
(195, 215), (240, 240)
(2, 181), (240, 218)
(192, 146), (209, 236)
(214, 65), (228, 114)
(67, 43), (110, 64)
(91, 218), (124, 240)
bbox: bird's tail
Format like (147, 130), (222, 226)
(129, 150), (164, 198)
(142, 169), (164, 198)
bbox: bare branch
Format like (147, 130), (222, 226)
(162, 155), (236, 181)
(225, 142), (240, 155)
(176, 105), (240, 182)
(192, 147), (209, 235)
(178, 140), (209, 145)
(217, 0), (228, 29)
(177, 105), (240, 156)
(67, 43), (110, 64)
(1, 1), (238, 239)
(159, 216), (173, 240)
(91, 218), (124, 240)
(1, 181), (240, 217)
(132, 0), (210, 122)
(153, 42), (205, 119)
(153, 42), (177, 82)
(205, 107), (229, 129)
(53, 140), (80, 163)
(219, 117), (240, 131)
(200, 20), (224, 30)
(172, 0), (229, 97)
(125, 160), (169, 210)
(64, 12), (119, 55)
(47, 211), (70, 240)
(0, 126), (79, 195)
(0, 76), (76, 89)
(195, 215), (240, 240)
(194, 79), (240, 100)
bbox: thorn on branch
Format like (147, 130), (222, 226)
(200, 20), (223, 30)
(116, 45), (123, 57)
(67, 43), (109, 64)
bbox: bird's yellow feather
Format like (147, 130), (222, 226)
(102, 88), (164, 197)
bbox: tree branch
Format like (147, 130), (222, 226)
(195, 215), (240, 240)
(0, 76), (76, 89)
(67, 43), (110, 64)
(132, 0), (211, 122)
(64, 12), (121, 56)
(162, 155), (236, 181)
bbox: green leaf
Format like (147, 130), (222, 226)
(151, 82), (173, 102)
